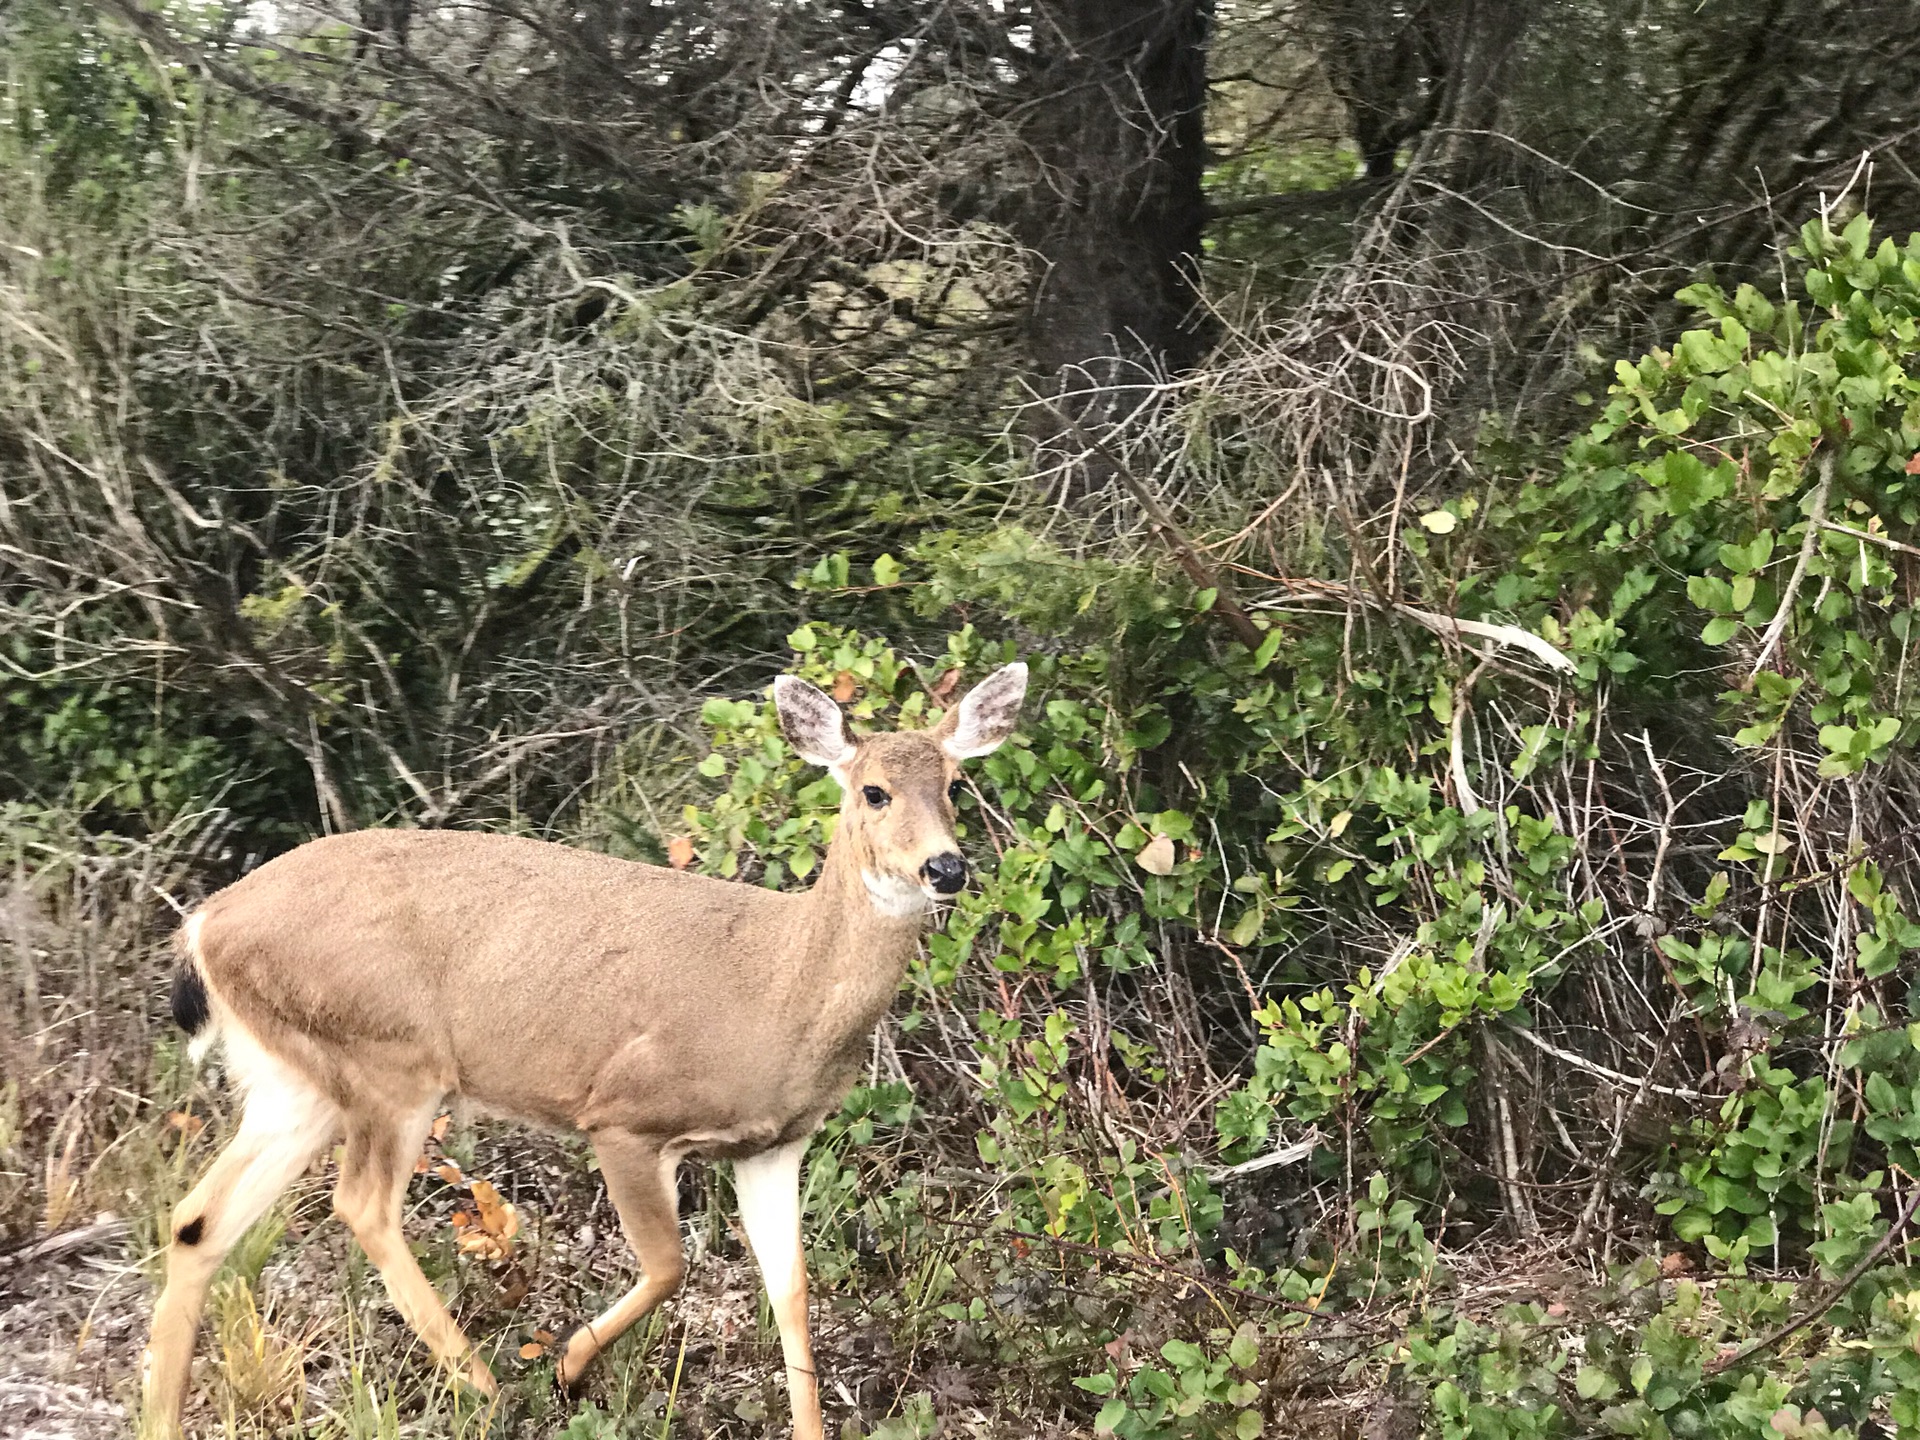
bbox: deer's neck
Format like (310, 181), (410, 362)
(781, 836), (925, 1042)
(797, 837), (927, 966)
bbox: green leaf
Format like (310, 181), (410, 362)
(1575, 1366), (1618, 1401)
(1672, 1210), (1714, 1241)
(1252, 625), (1284, 672)
(1843, 211), (1874, 259)
(1160, 1340), (1205, 1370)
(1229, 907), (1263, 947)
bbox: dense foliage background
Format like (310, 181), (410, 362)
(9, 1), (1920, 1436)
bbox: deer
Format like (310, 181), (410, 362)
(140, 661), (1028, 1440)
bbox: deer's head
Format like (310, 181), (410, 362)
(774, 663), (1027, 917)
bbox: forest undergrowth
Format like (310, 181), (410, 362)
(11, 216), (1920, 1439)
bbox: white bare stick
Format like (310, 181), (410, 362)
(1751, 451), (1836, 679)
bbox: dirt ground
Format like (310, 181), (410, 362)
(0, 1131), (985, 1440)
(1, 1217), (142, 1439)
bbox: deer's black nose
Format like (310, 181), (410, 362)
(923, 852), (968, 895)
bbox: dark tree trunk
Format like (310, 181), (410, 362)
(1013, 0), (1214, 492)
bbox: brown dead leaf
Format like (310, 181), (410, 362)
(435, 1163), (463, 1185)
(519, 1341), (546, 1360)
(532, 1329), (554, 1345)
(927, 1362), (976, 1408)
(457, 1179), (520, 1261)
(832, 670), (858, 703)
(1660, 1251), (1692, 1276)
(451, 1210), (473, 1230)
(1136, 834), (1177, 876)
(497, 1269), (531, 1307)
(1103, 1330), (1134, 1362)
(471, 1180), (508, 1225)
(1906, 453), (1920, 475)
(431, 1112), (451, 1142)
(164, 1110), (205, 1139)
(667, 835), (695, 870)
(413, 1154), (431, 1175)
(928, 667), (962, 704)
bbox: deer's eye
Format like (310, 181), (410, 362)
(862, 785), (890, 808)
(948, 779), (964, 803)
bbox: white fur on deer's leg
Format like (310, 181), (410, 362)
(141, 1025), (339, 1437)
(735, 1139), (823, 1440)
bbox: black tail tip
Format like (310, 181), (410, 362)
(170, 964), (210, 1036)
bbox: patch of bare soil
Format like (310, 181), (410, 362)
(0, 1217), (144, 1439)
(0, 1120), (986, 1439)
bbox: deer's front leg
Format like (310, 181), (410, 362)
(734, 1138), (822, 1440)
(557, 1131), (687, 1390)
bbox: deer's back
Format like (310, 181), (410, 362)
(190, 829), (806, 1132)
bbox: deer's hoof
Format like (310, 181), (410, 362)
(552, 1325), (590, 1397)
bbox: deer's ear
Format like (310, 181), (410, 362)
(936, 662), (1029, 759)
(774, 676), (856, 770)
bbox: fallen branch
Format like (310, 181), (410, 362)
(0, 1214), (129, 1266)
(1202, 1129), (1323, 1181)
(1231, 568), (1576, 674)
(1499, 1021), (1707, 1101)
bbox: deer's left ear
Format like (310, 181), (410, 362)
(934, 662), (1028, 759)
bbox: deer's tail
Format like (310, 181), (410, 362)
(170, 912), (219, 1064)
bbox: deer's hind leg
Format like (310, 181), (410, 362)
(555, 1130), (686, 1389)
(141, 1044), (338, 1438)
(332, 1095), (496, 1397)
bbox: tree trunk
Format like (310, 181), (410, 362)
(1013, 0), (1214, 495)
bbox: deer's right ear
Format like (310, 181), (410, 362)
(773, 676), (857, 771)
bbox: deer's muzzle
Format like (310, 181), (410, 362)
(922, 852), (968, 895)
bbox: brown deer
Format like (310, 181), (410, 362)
(140, 662), (1028, 1439)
